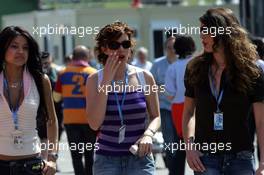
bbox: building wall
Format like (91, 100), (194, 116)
(2, 4), (239, 64)
(75, 4), (239, 59)
(240, 0), (263, 37)
(253, 0), (263, 36)
(2, 9), (76, 64)
(0, 0), (38, 28)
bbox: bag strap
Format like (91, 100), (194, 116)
(136, 68), (146, 87)
(97, 69), (103, 87)
(97, 67), (146, 90)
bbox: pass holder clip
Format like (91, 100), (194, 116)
(214, 112), (224, 131)
(118, 125), (126, 143)
(11, 130), (24, 149)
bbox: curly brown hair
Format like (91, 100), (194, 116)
(187, 7), (260, 94)
(95, 21), (135, 65)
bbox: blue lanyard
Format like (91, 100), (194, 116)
(3, 77), (22, 130)
(112, 70), (128, 126)
(208, 66), (224, 112)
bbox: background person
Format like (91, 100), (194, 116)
(87, 47), (101, 70)
(131, 46), (152, 71)
(248, 36), (264, 162)
(53, 45), (97, 175)
(64, 54), (73, 66)
(165, 35), (196, 175)
(150, 36), (179, 175)
(39, 52), (64, 162)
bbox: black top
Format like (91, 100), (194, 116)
(184, 66), (264, 153)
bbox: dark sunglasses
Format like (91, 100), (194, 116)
(107, 40), (131, 50)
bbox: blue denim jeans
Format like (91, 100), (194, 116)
(93, 154), (155, 175)
(194, 151), (255, 175)
(0, 157), (44, 175)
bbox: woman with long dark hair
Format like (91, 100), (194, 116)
(0, 26), (58, 175)
(183, 8), (264, 175)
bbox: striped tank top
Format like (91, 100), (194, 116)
(95, 66), (147, 156)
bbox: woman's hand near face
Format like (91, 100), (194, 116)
(102, 51), (121, 84)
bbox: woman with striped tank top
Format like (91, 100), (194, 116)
(86, 21), (161, 175)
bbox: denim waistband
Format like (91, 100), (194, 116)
(0, 156), (42, 167)
(0, 156), (44, 175)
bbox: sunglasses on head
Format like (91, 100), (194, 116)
(107, 40), (131, 50)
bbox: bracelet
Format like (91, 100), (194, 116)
(186, 136), (194, 143)
(143, 134), (153, 139)
(48, 152), (58, 161)
(147, 128), (155, 135)
(144, 129), (155, 138)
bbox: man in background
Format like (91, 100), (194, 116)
(131, 46), (152, 71)
(53, 46), (97, 175)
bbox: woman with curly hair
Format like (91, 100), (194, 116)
(86, 21), (160, 175)
(0, 26), (58, 175)
(182, 8), (264, 175)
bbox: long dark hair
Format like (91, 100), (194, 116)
(187, 8), (260, 94)
(0, 26), (48, 125)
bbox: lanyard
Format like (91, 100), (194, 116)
(3, 76), (23, 130)
(112, 70), (128, 126)
(208, 66), (224, 112)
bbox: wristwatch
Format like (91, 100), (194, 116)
(188, 136), (194, 143)
(143, 129), (155, 138)
(48, 152), (58, 161)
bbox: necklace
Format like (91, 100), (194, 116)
(113, 65), (129, 85)
(114, 80), (124, 84)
